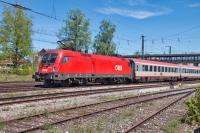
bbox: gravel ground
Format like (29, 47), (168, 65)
(0, 82), (198, 122)
(45, 94), (186, 133)
(124, 94), (195, 133)
(0, 82), (167, 98)
(0, 82), (199, 132)
(2, 91), (188, 132)
(0, 85), (172, 121)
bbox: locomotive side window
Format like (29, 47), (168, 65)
(62, 56), (69, 63)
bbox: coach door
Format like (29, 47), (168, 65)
(129, 60), (135, 78)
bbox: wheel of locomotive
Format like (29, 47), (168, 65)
(61, 79), (70, 87)
(44, 80), (53, 88)
(82, 78), (88, 86)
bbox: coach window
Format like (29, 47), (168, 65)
(154, 66), (157, 72)
(136, 65), (139, 71)
(150, 65), (153, 72)
(144, 65), (148, 71)
(169, 67), (172, 72)
(158, 66), (161, 72)
(61, 56), (69, 63)
(142, 65), (145, 71)
(165, 67), (167, 72)
(162, 67), (164, 72)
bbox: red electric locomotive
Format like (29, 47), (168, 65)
(33, 49), (133, 87)
(33, 49), (200, 87)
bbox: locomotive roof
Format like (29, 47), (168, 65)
(44, 49), (200, 70)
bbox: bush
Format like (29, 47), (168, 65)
(12, 64), (35, 75)
(184, 88), (200, 125)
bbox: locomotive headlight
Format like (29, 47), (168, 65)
(52, 67), (57, 72)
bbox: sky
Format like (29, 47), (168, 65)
(0, 0), (200, 55)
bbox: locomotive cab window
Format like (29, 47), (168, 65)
(41, 53), (58, 65)
(62, 56), (69, 63)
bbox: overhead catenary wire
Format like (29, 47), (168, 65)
(0, 0), (135, 44)
(0, 0), (64, 21)
(1, 0), (199, 55)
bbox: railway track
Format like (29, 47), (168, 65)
(0, 83), (169, 107)
(0, 79), (199, 93)
(0, 82), (152, 93)
(2, 88), (194, 133)
(122, 91), (193, 133)
(0, 81), (34, 84)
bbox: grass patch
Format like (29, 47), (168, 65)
(2, 106), (11, 111)
(46, 127), (62, 133)
(0, 118), (5, 130)
(161, 118), (181, 133)
(43, 109), (51, 117)
(68, 125), (94, 133)
(68, 107), (135, 133)
(0, 74), (33, 82)
(41, 123), (63, 133)
(111, 107), (135, 123)
(98, 95), (121, 101)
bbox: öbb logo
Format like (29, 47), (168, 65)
(115, 65), (123, 71)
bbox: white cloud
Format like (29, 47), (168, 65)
(127, 0), (146, 6)
(96, 7), (172, 19)
(188, 3), (200, 8)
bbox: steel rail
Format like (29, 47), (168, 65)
(17, 89), (194, 133)
(3, 87), (194, 123)
(123, 91), (193, 133)
(0, 82), (167, 93)
(0, 84), (169, 106)
(0, 79), (198, 94)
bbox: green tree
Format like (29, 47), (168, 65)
(93, 19), (116, 55)
(0, 7), (33, 67)
(57, 9), (91, 51)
